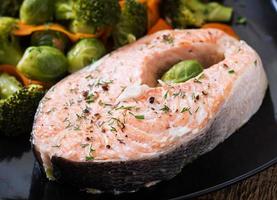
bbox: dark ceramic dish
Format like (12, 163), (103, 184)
(1, 0), (277, 199)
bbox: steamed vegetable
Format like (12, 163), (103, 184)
(148, 18), (172, 35)
(0, 73), (44, 136)
(67, 38), (106, 73)
(54, 0), (74, 21)
(0, 0), (23, 17)
(113, 0), (148, 47)
(20, 0), (54, 25)
(161, 60), (203, 83)
(0, 17), (23, 65)
(202, 23), (239, 39)
(0, 73), (22, 99)
(162, 0), (233, 28)
(13, 22), (99, 42)
(17, 46), (68, 82)
(70, 0), (121, 34)
(31, 30), (70, 52)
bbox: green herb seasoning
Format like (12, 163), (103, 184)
(228, 69), (235, 74)
(135, 115), (145, 120)
(160, 105), (170, 113)
(110, 127), (117, 132)
(164, 90), (169, 99)
(86, 93), (96, 103)
(162, 34), (174, 44)
(85, 145), (95, 161)
(115, 105), (135, 111)
(81, 143), (89, 148)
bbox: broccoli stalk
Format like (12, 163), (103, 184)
(0, 17), (23, 65)
(0, 73), (45, 136)
(112, 0), (148, 47)
(163, 0), (233, 28)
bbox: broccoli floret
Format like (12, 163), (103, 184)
(70, 0), (121, 34)
(162, 0), (233, 28)
(0, 81), (45, 136)
(0, 17), (23, 65)
(0, 0), (23, 17)
(112, 0), (148, 47)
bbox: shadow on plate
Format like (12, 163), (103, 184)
(0, 134), (31, 161)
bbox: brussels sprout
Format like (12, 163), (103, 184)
(0, 73), (22, 99)
(67, 38), (106, 73)
(17, 46), (68, 82)
(0, 17), (23, 65)
(31, 31), (70, 52)
(20, 0), (54, 25)
(161, 60), (203, 83)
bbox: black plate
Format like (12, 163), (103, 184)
(1, 0), (277, 199)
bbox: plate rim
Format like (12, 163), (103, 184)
(170, 157), (277, 200)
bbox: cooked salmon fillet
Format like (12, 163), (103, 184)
(32, 29), (267, 193)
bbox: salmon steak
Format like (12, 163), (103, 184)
(32, 29), (268, 193)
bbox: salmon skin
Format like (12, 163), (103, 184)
(32, 29), (267, 193)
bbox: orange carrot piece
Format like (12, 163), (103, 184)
(148, 18), (172, 34)
(145, 0), (161, 29)
(13, 22), (102, 42)
(202, 23), (239, 40)
(0, 64), (52, 89)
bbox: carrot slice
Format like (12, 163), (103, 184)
(202, 23), (239, 39)
(148, 18), (172, 34)
(0, 64), (52, 89)
(141, 0), (161, 29)
(13, 22), (102, 42)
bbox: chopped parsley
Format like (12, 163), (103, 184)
(162, 34), (174, 44)
(85, 156), (94, 161)
(74, 125), (81, 131)
(164, 90), (169, 99)
(193, 78), (202, 83)
(110, 126), (117, 132)
(181, 107), (192, 115)
(134, 115), (145, 120)
(85, 93), (96, 103)
(81, 143), (89, 148)
(115, 105), (135, 111)
(228, 69), (235, 74)
(85, 145), (95, 161)
(160, 105), (170, 113)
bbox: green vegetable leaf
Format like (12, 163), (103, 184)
(161, 60), (204, 83)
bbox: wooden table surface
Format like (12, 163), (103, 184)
(195, 163), (277, 200)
